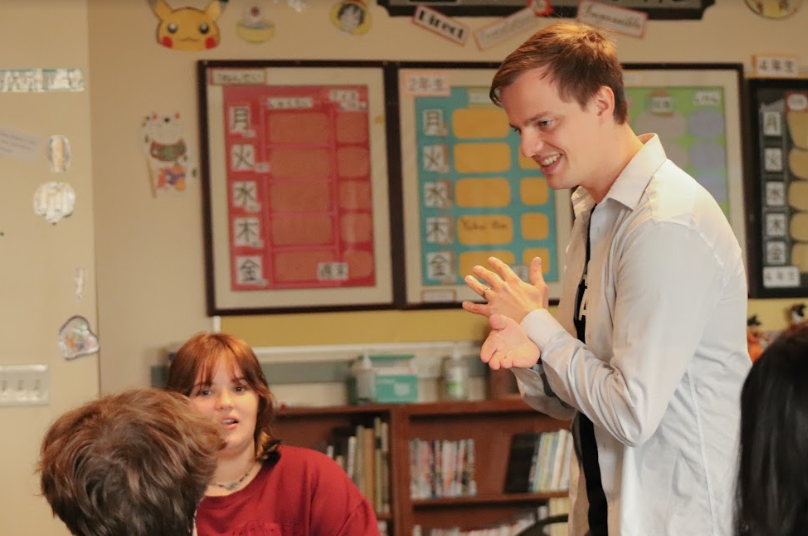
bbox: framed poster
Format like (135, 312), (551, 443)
(622, 64), (748, 266)
(747, 78), (808, 298)
(394, 62), (573, 308)
(198, 60), (396, 315)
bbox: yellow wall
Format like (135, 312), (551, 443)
(0, 1), (99, 534)
(89, 1), (808, 397)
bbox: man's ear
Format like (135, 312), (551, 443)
(592, 86), (615, 122)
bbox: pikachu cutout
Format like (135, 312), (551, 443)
(149, 0), (228, 51)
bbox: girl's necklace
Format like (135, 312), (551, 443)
(212, 461), (256, 492)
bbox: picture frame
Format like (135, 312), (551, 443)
(198, 60), (397, 315)
(621, 63), (749, 269)
(393, 62), (573, 308)
(746, 78), (808, 298)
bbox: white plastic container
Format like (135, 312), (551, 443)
(350, 352), (376, 404)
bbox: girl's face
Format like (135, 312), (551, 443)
(190, 359), (258, 458)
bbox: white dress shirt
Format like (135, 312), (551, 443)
(513, 134), (751, 536)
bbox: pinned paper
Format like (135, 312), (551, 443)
(58, 315), (100, 360)
(33, 182), (75, 224)
(0, 126), (42, 163)
(141, 112), (197, 196)
(0, 68), (84, 93)
(412, 5), (469, 46)
(474, 7), (537, 51)
(577, 0), (647, 39)
(237, 3), (275, 43)
(48, 135), (71, 172)
(149, 0), (227, 51)
(75, 268), (87, 302)
(330, 0), (371, 35)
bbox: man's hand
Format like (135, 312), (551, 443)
(462, 256), (549, 323)
(481, 314), (541, 370)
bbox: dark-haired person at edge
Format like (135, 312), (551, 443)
(735, 324), (808, 536)
(38, 388), (222, 536)
(462, 22), (751, 536)
(166, 331), (379, 536)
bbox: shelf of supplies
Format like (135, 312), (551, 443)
(411, 491), (568, 508)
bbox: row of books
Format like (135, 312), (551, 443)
(412, 498), (570, 536)
(503, 430), (573, 494)
(409, 438), (477, 499)
(319, 417), (391, 514)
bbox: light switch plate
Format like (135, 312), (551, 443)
(0, 364), (49, 406)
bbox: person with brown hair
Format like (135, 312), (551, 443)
(462, 22), (750, 535)
(38, 388), (222, 536)
(165, 332), (378, 536)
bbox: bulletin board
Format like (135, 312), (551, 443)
(395, 62), (573, 308)
(747, 78), (808, 298)
(198, 60), (395, 315)
(622, 64), (748, 264)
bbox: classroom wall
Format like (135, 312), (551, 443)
(1, 0), (806, 532)
(0, 1), (99, 533)
(89, 0), (807, 397)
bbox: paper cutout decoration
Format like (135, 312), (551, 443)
(745, 0), (802, 19)
(330, 0), (371, 35)
(75, 267), (87, 302)
(48, 135), (70, 173)
(33, 182), (75, 224)
(0, 126), (42, 163)
(237, 3), (275, 43)
(148, 0), (227, 51)
(0, 68), (84, 93)
(58, 315), (100, 360)
(141, 112), (197, 196)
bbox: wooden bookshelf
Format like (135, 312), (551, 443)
(275, 399), (569, 536)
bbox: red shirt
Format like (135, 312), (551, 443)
(195, 445), (379, 536)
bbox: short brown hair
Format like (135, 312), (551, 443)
(166, 332), (280, 461)
(38, 389), (222, 536)
(490, 22), (628, 124)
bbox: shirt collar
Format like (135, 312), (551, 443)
(571, 133), (667, 218)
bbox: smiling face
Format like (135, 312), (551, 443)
(189, 358), (258, 459)
(501, 67), (610, 194)
(152, 0), (223, 51)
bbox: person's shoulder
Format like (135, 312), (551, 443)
(275, 444), (344, 473)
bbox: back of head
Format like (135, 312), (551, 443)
(736, 324), (808, 536)
(490, 22), (627, 124)
(39, 388), (222, 536)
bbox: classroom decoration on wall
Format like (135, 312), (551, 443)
(622, 64), (747, 261)
(396, 63), (572, 307)
(378, 0), (715, 19)
(0, 126), (42, 163)
(473, 6), (539, 51)
(748, 78), (808, 298)
(412, 6), (469, 46)
(58, 315), (99, 360)
(236, 3), (275, 43)
(578, 0), (647, 38)
(33, 182), (75, 224)
(75, 267), (87, 302)
(746, 314), (772, 362)
(745, 0), (802, 19)
(148, 0), (228, 51)
(330, 0), (371, 35)
(48, 135), (71, 173)
(198, 60), (395, 315)
(141, 112), (196, 196)
(0, 68), (84, 93)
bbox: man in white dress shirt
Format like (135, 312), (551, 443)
(462, 22), (751, 536)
